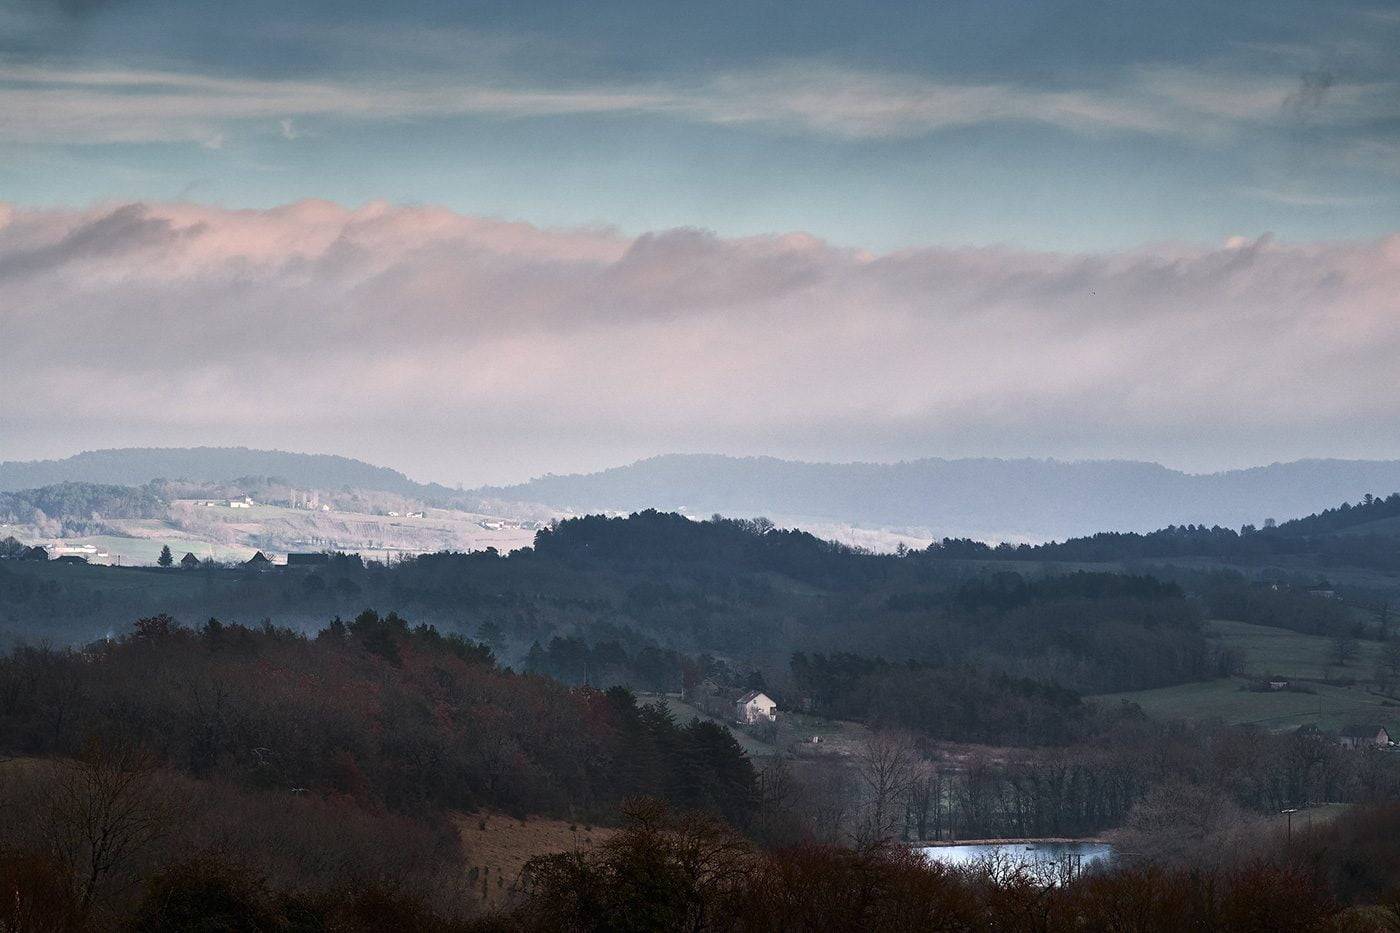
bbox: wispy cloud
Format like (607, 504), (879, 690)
(2, 59), (1396, 148)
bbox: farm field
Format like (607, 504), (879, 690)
(55, 533), (254, 566)
(7, 500), (538, 568)
(1095, 677), (1400, 732)
(1095, 619), (1400, 732)
(1211, 618), (1386, 680)
(456, 812), (615, 909)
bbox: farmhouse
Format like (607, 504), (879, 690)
(736, 691), (777, 724)
(243, 551), (272, 569)
(180, 552), (201, 569)
(1339, 724), (1390, 749)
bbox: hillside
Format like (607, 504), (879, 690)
(13, 448), (1400, 544)
(0, 478), (535, 567)
(0, 512), (1216, 708)
(0, 447), (458, 501)
(478, 454), (1400, 542)
(1096, 619), (1400, 733)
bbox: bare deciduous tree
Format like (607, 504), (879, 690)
(43, 740), (174, 925)
(856, 731), (918, 843)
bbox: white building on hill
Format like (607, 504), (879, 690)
(736, 691), (777, 724)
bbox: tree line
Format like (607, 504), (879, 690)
(0, 611), (758, 826)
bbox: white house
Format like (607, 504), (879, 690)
(736, 691), (777, 724)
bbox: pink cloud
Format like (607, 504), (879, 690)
(2, 200), (1399, 481)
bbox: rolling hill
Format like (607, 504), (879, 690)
(11, 448), (1400, 543)
(0, 447), (456, 500)
(479, 454), (1400, 541)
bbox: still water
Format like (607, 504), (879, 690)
(919, 841), (1115, 880)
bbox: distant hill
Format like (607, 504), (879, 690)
(12, 448), (1400, 543)
(479, 454), (1400, 541)
(0, 447), (457, 500)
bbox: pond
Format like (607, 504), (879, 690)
(918, 841), (1116, 882)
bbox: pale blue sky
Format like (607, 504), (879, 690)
(2, 0), (1397, 251)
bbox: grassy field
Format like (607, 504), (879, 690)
(1095, 619), (1400, 732)
(1211, 618), (1385, 680)
(456, 812), (615, 909)
(9, 561), (212, 600)
(5, 500), (537, 570)
(57, 534), (254, 566)
(1095, 678), (1400, 732)
(644, 695), (780, 757)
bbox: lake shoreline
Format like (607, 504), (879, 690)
(916, 837), (1109, 847)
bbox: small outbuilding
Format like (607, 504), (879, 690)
(180, 552), (201, 569)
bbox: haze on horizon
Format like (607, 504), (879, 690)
(2, 1), (1399, 487)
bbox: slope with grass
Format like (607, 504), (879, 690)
(457, 812), (615, 909)
(1095, 619), (1400, 732)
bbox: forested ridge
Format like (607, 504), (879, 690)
(0, 611), (757, 825)
(923, 490), (1400, 569)
(2, 511), (1217, 699)
(0, 482), (167, 524)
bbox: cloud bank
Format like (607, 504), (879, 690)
(1, 200), (1398, 483)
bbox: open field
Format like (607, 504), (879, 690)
(1212, 618), (1386, 680)
(456, 812), (615, 909)
(5, 500), (538, 567)
(645, 695), (781, 757)
(1095, 677), (1400, 732)
(1095, 619), (1400, 732)
(52, 533), (254, 565)
(6, 561), (211, 600)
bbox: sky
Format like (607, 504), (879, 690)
(1, 1), (1399, 485)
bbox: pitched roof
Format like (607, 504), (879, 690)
(1340, 723), (1388, 738)
(738, 690), (772, 705)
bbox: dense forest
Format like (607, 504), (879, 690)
(7, 506), (1400, 928)
(0, 482), (168, 525)
(5, 611), (1400, 929)
(0, 612), (757, 827)
(0, 512), (1217, 701)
